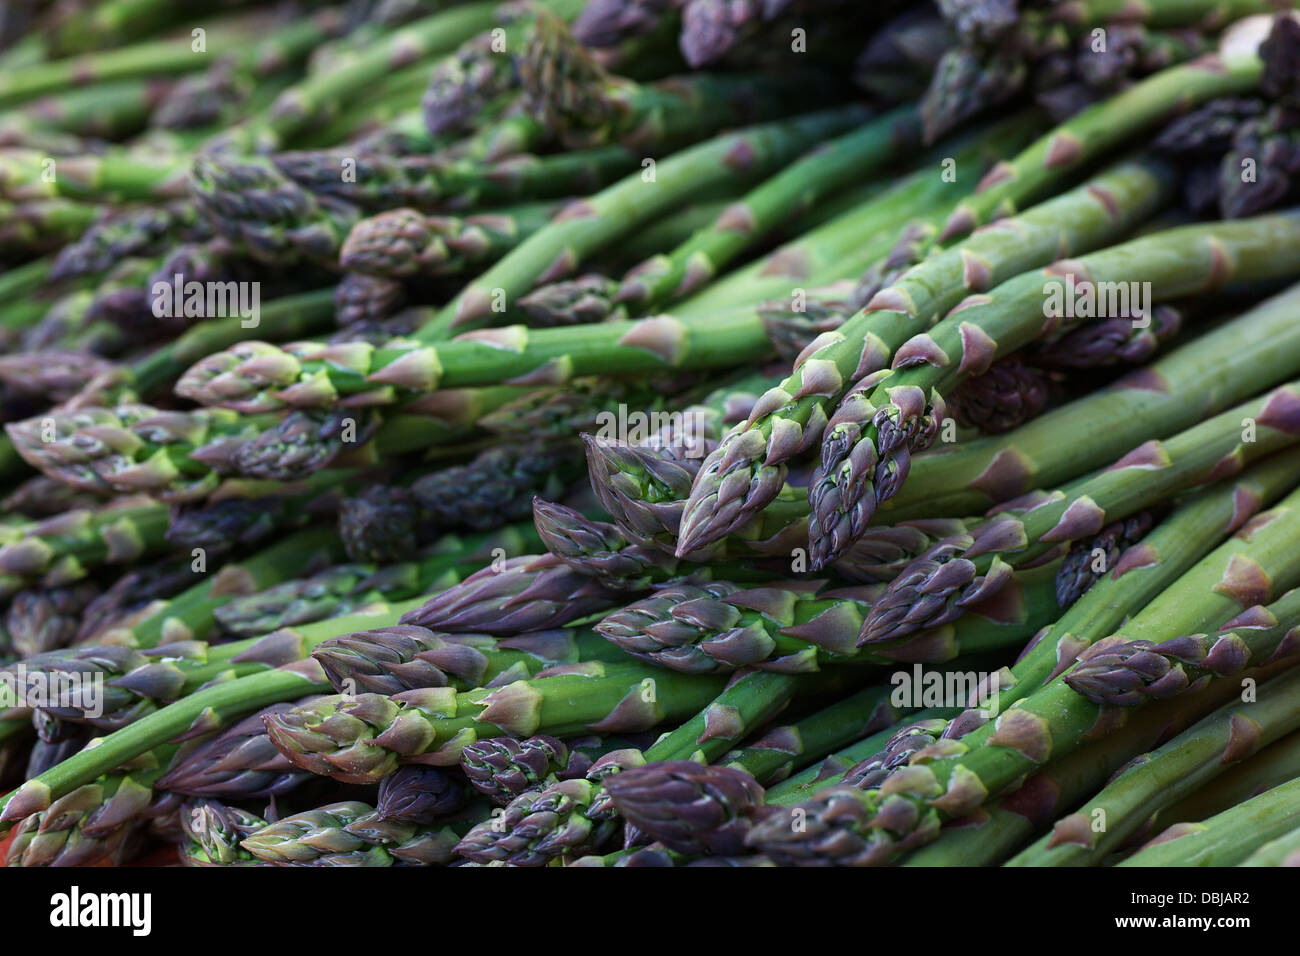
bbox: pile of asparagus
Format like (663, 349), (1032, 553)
(0, 0), (1299, 868)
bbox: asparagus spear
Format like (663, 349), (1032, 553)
(1064, 586), (1300, 707)
(398, 552), (627, 636)
(0, 497), (171, 598)
(1119, 774), (1300, 866)
(310, 623), (627, 697)
(0, 12), (342, 109)
(1157, 729), (1300, 831)
(815, 213), (1300, 573)
(920, 0), (1261, 140)
(5, 583), (99, 658)
(0, 146), (189, 204)
(934, 33), (1269, 237)
(602, 680), (931, 854)
(40, 0), (201, 57)
(1, 476), (105, 521)
(862, 379), (1300, 647)
(594, 563), (1061, 674)
(603, 760), (763, 856)
(264, 660), (727, 785)
(744, 483), (1300, 865)
(239, 2), (501, 152)
(378, 765), (468, 822)
(674, 154), (1173, 558)
(1008, 664), (1300, 866)
(459, 733), (639, 809)
(79, 525), (348, 652)
(670, 111), (1047, 318)
(178, 799), (267, 867)
(155, 700), (318, 800)
(339, 202), (563, 279)
(517, 10), (838, 154)
(900, 663), (1283, 866)
(239, 799), (486, 866)
(5, 755), (172, 867)
(0, 198), (105, 254)
(129, 287), (339, 399)
(1240, 819), (1300, 866)
(531, 498), (787, 590)
(3, 397), (498, 501)
(182, 119), (1008, 412)
(48, 200), (208, 280)
(610, 104), (923, 313)
(970, 451), (1300, 720)
(881, 280), (1300, 520)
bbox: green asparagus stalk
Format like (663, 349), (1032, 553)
(179, 119), (1022, 412)
(239, 799), (486, 866)
(514, 10), (841, 155)
(1008, 663), (1300, 866)
(339, 202), (563, 279)
(77, 525), (345, 650)
(1118, 774), (1300, 867)
(239, 3), (502, 152)
(1240, 821), (1300, 866)
(0, 12), (341, 109)
(0, 497), (171, 599)
(264, 660), (727, 785)
(1158, 729), (1300, 831)
(390, 103), (867, 337)
(744, 483), (1300, 865)
(128, 287), (339, 398)
(611, 104), (923, 313)
(6, 749), (175, 867)
(920, 0), (1265, 140)
(1064, 586), (1300, 707)
(861, 379), (1300, 647)
(177, 108), (872, 411)
(901, 661), (1286, 866)
(601, 679), (949, 855)
(718, 684), (911, 787)
(957, 449), (1300, 723)
(671, 111), (1047, 318)
(881, 281), (1300, 520)
(0, 146), (190, 203)
(594, 563), (1062, 674)
(0, 653), (332, 826)
(311, 623), (627, 697)
(0, 198), (105, 254)
(42, 0), (208, 56)
(674, 154), (1174, 558)
(935, 41), (1268, 241)
(4, 397), (498, 502)
(813, 214), (1300, 570)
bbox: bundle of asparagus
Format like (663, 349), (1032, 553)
(0, 0), (1299, 871)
